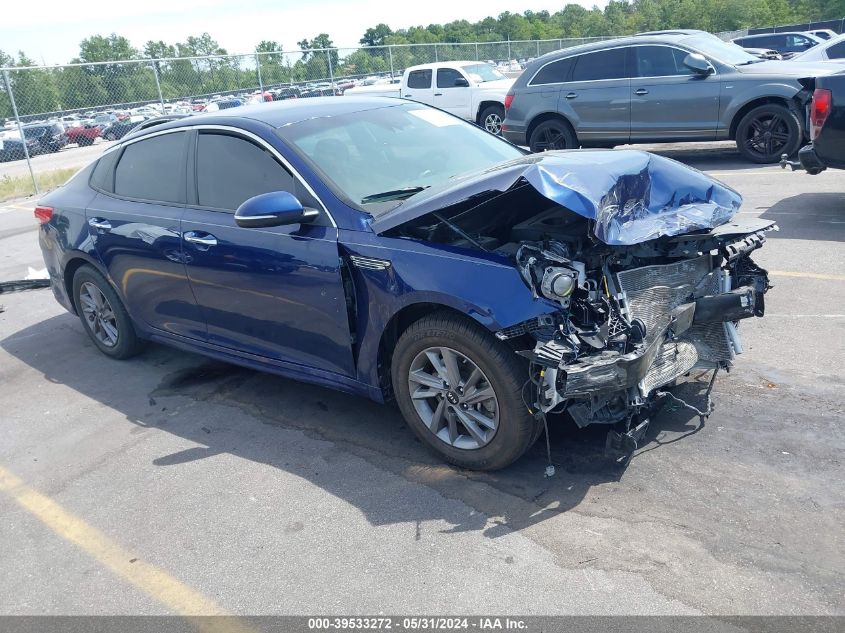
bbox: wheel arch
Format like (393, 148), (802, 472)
(62, 255), (104, 314)
(728, 95), (800, 140)
(376, 302), (491, 401)
(475, 100), (505, 125)
(526, 112), (577, 147)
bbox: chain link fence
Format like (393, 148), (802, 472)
(0, 29), (785, 199)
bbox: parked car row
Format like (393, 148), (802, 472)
(0, 122), (67, 162)
(733, 30), (845, 62)
(3, 29), (842, 165)
(501, 29), (841, 163)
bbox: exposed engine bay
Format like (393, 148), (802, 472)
(385, 174), (774, 460)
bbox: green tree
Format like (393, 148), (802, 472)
(297, 34), (338, 79)
(256, 40), (286, 85)
(360, 24), (393, 47)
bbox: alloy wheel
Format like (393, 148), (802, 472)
(742, 113), (792, 160)
(407, 346), (499, 450)
(484, 112), (503, 135)
(79, 281), (119, 347)
(534, 126), (567, 151)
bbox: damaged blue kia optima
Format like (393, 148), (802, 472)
(36, 97), (774, 470)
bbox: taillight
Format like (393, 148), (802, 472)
(504, 94), (514, 111)
(34, 206), (53, 224)
(810, 88), (832, 140)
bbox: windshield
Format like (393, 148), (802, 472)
(683, 35), (760, 65)
(276, 103), (523, 214)
(460, 63), (506, 83)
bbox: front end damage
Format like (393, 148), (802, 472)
(506, 225), (771, 461)
(378, 150), (774, 461)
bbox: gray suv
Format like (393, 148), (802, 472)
(502, 31), (836, 163)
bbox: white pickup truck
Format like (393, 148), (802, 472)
(344, 61), (515, 135)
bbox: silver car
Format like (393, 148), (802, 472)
(502, 30), (836, 163)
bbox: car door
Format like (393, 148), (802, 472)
(180, 129), (355, 377)
(556, 47), (631, 144)
(629, 45), (721, 141)
(435, 67), (472, 119)
(86, 131), (205, 340)
(404, 69), (435, 106)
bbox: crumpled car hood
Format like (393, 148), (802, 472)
(371, 149), (742, 246)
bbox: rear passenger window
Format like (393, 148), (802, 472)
(828, 41), (845, 59)
(90, 150), (119, 193)
(114, 132), (186, 203)
(530, 57), (574, 85)
(407, 70), (432, 89)
(196, 133), (295, 211)
(571, 48), (628, 81)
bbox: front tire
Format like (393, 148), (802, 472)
(480, 104), (505, 136)
(392, 312), (538, 471)
(735, 103), (802, 164)
(72, 265), (144, 359)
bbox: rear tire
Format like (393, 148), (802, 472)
(72, 265), (144, 360)
(735, 103), (802, 164)
(391, 312), (538, 471)
(480, 104), (505, 136)
(529, 117), (577, 152)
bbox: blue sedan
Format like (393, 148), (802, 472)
(36, 97), (774, 469)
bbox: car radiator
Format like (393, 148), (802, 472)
(616, 255), (734, 395)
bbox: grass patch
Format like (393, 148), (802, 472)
(0, 168), (80, 203)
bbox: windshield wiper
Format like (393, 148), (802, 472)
(737, 59), (764, 65)
(361, 186), (429, 203)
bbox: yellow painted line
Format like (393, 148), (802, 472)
(770, 270), (845, 282)
(0, 465), (254, 632)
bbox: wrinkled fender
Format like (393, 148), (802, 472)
(338, 230), (559, 391)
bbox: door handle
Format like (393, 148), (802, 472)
(434, 93), (443, 96)
(183, 231), (217, 247)
(404, 94), (412, 98)
(565, 92), (577, 99)
(635, 89), (649, 95)
(88, 217), (111, 232)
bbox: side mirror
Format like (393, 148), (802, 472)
(234, 191), (319, 228)
(453, 77), (470, 87)
(683, 53), (715, 76)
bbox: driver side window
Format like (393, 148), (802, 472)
(437, 68), (464, 88)
(196, 133), (296, 212)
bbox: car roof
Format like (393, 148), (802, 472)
(738, 31), (823, 39)
(122, 97), (404, 140)
(529, 32), (707, 63)
(405, 61), (490, 71)
(634, 29), (707, 36)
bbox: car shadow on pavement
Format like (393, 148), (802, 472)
(2, 312), (704, 538)
(761, 192), (845, 242)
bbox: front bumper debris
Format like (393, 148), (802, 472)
(529, 251), (770, 417)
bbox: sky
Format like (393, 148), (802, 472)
(0, 0), (605, 66)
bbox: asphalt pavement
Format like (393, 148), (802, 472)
(0, 144), (843, 617)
